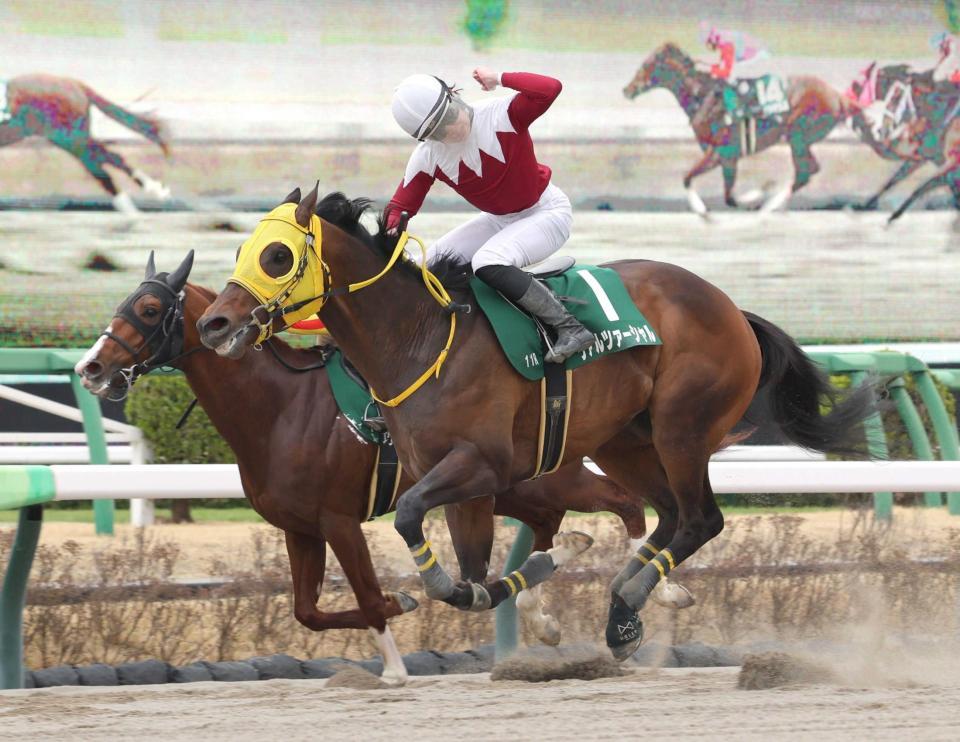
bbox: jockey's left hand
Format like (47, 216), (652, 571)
(473, 67), (499, 91)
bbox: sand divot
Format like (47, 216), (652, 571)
(491, 648), (627, 683)
(325, 666), (389, 690)
(738, 652), (837, 690)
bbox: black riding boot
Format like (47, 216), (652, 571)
(515, 279), (595, 363)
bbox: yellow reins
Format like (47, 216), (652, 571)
(229, 202), (457, 407)
(358, 232), (458, 407)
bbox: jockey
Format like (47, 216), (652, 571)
(386, 68), (594, 364)
(932, 31), (960, 84)
(700, 22), (769, 81)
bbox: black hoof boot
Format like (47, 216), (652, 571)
(605, 594), (643, 662)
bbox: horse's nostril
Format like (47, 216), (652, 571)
(84, 361), (103, 379)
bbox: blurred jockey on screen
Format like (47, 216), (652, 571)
(932, 31), (960, 83)
(700, 22), (770, 81)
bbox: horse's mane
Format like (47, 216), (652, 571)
(314, 191), (474, 295)
(193, 284), (217, 302)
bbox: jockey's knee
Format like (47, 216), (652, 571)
(474, 262), (532, 302)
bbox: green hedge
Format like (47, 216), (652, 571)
(125, 375), (235, 464)
(125, 375), (242, 510)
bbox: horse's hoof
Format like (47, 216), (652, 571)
(650, 579), (696, 609)
(549, 530), (594, 568)
(380, 668), (408, 687)
(605, 595), (643, 663)
(537, 615), (562, 647)
(553, 530), (594, 553)
(387, 591), (419, 614)
(466, 581), (492, 612)
(443, 582), (488, 611)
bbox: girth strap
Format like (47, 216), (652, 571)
(531, 364), (573, 479)
(366, 440), (403, 521)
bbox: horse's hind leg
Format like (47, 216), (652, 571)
(53, 135), (120, 196)
(592, 435), (694, 613)
(88, 138), (171, 200)
(888, 163), (958, 223)
(861, 159), (923, 210)
(682, 147), (720, 218)
(445, 496), (497, 583)
(789, 140), (820, 194)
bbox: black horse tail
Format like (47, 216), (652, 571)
(744, 311), (879, 457)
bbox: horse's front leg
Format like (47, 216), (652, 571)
(285, 527), (416, 685)
(318, 515), (418, 685)
(445, 495), (496, 583)
(861, 159), (924, 210)
(395, 443), (501, 606)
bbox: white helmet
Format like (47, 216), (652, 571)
(392, 74), (455, 141)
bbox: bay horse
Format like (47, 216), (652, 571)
(75, 248), (662, 684)
(197, 186), (875, 661)
(1, 74), (171, 212)
(623, 43), (852, 215)
(846, 62), (960, 222)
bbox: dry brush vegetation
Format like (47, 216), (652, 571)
(4, 513), (959, 670)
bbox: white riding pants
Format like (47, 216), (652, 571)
(428, 183), (573, 270)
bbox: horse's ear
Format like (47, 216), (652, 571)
(167, 250), (194, 292)
(281, 187), (301, 206)
(295, 181), (320, 228)
(145, 250), (156, 280)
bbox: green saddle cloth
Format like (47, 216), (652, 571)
(722, 74), (789, 121)
(470, 264), (661, 382)
(324, 349), (388, 445)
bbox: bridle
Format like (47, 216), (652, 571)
(100, 279), (200, 400)
(230, 208), (462, 408)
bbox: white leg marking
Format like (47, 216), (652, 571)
(760, 185), (791, 214)
(685, 187), (709, 218)
(133, 169), (172, 200)
(370, 626), (407, 686)
(112, 192), (139, 214)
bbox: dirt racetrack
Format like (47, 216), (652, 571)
(2, 665), (959, 741)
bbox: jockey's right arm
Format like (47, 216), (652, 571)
(386, 151), (436, 232)
(934, 36), (959, 82)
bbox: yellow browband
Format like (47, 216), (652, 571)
(228, 203), (457, 407)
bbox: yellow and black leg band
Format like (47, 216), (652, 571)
(500, 569), (529, 598)
(410, 540), (455, 600)
(650, 548), (676, 579)
(632, 541), (661, 566)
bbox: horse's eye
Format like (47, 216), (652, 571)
(274, 251), (288, 264)
(143, 307), (159, 318)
